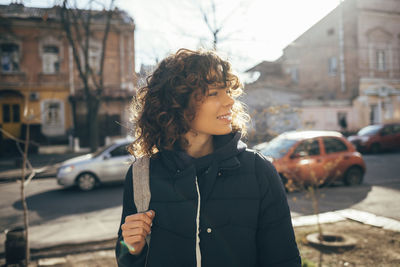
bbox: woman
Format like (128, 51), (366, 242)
(116, 49), (301, 266)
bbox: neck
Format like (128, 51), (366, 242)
(184, 131), (214, 158)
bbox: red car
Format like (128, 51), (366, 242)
(348, 123), (400, 153)
(256, 131), (366, 187)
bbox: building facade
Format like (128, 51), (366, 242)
(0, 3), (135, 154)
(246, 0), (400, 133)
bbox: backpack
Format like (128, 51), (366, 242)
(132, 156), (151, 245)
(132, 156), (201, 267)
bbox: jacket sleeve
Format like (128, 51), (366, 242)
(254, 153), (301, 267)
(115, 165), (148, 267)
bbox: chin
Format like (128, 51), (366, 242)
(214, 127), (232, 135)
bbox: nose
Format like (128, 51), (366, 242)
(223, 91), (235, 107)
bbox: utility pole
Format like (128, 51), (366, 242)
(338, 0), (346, 93)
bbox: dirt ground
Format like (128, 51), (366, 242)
(295, 220), (400, 267)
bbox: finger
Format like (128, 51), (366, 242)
(122, 226), (151, 239)
(124, 235), (145, 247)
(121, 220), (151, 233)
(146, 210), (156, 219)
(125, 211), (154, 225)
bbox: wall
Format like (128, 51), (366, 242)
(300, 103), (357, 132)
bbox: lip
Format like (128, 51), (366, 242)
(217, 112), (232, 118)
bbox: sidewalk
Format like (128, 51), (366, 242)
(0, 148), (89, 183)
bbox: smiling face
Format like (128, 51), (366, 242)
(188, 84), (235, 137)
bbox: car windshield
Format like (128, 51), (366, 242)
(92, 143), (117, 158)
(260, 137), (297, 159)
(357, 125), (382, 136)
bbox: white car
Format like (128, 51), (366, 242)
(57, 138), (133, 191)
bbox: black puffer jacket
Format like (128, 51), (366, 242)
(116, 133), (301, 267)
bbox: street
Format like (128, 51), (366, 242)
(288, 152), (400, 220)
(0, 152), (399, 233)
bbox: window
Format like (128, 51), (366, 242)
(1, 43), (20, 72)
(2, 104), (10, 123)
(381, 125), (393, 136)
(2, 103), (20, 123)
(42, 45), (60, 74)
(89, 45), (101, 73)
(41, 100), (65, 136)
(376, 50), (386, 71)
(12, 104), (20, 122)
(291, 67), (299, 84)
(328, 57), (337, 76)
(370, 104), (379, 124)
(323, 137), (347, 154)
(45, 102), (61, 125)
(393, 125), (400, 134)
(293, 139), (320, 157)
(110, 144), (129, 157)
(337, 112), (347, 130)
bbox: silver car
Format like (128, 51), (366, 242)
(57, 138), (133, 191)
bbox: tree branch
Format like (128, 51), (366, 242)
(93, 0), (115, 96)
(60, 1), (89, 93)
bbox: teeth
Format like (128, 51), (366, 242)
(218, 115), (232, 120)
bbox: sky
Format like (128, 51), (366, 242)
(2, 0), (340, 73)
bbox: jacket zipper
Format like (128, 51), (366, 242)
(195, 176), (202, 267)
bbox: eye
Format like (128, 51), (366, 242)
(208, 91), (218, 96)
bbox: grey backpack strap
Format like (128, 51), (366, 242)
(132, 156), (151, 212)
(132, 156), (151, 245)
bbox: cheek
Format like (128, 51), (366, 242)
(191, 104), (216, 127)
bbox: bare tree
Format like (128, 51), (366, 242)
(195, 0), (254, 51)
(60, 0), (115, 152)
(1, 81), (39, 265)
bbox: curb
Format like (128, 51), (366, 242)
(0, 239), (116, 261)
(0, 165), (60, 183)
(292, 208), (400, 232)
(30, 239), (117, 260)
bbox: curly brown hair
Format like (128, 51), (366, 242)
(129, 48), (249, 158)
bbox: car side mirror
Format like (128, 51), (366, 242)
(103, 153), (111, 160)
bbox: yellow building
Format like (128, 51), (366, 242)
(0, 3), (135, 154)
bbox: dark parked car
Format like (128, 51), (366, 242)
(256, 131), (366, 187)
(347, 123), (400, 153)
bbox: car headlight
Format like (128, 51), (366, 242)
(59, 165), (74, 174)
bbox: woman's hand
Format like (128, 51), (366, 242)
(121, 210), (155, 255)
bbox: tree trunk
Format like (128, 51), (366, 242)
(87, 95), (100, 152)
(21, 119), (30, 265)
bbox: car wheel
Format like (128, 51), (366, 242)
(343, 167), (363, 186)
(370, 143), (380, 154)
(76, 173), (97, 191)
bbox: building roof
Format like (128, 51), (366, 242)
(245, 60), (282, 74)
(0, 3), (134, 25)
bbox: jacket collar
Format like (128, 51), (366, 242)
(159, 131), (246, 176)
